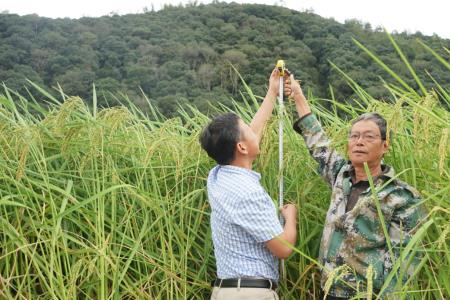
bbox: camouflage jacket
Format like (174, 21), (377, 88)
(293, 114), (424, 298)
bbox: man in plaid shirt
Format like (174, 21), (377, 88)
(200, 68), (297, 300)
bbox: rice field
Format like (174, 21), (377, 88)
(0, 36), (449, 299)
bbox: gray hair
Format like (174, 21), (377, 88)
(351, 113), (388, 140)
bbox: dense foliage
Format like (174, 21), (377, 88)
(0, 2), (449, 115)
(0, 28), (449, 297)
(0, 75), (448, 299)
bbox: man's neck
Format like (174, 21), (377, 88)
(353, 163), (382, 183)
(230, 157), (253, 170)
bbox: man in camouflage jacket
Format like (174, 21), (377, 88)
(285, 74), (424, 299)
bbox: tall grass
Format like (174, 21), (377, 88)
(0, 35), (449, 299)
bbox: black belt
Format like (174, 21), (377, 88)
(211, 278), (277, 290)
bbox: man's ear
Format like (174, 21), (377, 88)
(236, 141), (248, 155)
(382, 140), (389, 154)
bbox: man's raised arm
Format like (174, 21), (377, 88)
(250, 68), (280, 144)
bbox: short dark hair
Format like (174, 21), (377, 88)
(199, 113), (241, 165)
(351, 112), (388, 140)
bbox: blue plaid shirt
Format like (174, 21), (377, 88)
(207, 165), (283, 281)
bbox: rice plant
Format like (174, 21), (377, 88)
(0, 35), (448, 299)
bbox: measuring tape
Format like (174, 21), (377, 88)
(276, 59), (286, 279)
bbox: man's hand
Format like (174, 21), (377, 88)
(280, 204), (297, 223)
(283, 72), (311, 118)
(266, 203), (298, 259)
(268, 67), (294, 99)
(284, 74), (304, 98)
(267, 68), (280, 98)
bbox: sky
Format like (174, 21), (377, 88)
(1, 0), (449, 38)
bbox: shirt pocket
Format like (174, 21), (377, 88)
(351, 197), (393, 245)
(366, 197), (394, 224)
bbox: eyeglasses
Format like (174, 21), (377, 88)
(348, 132), (381, 143)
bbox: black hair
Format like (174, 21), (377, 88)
(351, 112), (388, 140)
(199, 113), (241, 165)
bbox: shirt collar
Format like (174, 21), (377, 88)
(219, 165), (261, 181)
(344, 163), (395, 184)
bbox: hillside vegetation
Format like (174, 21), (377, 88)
(0, 2), (449, 115)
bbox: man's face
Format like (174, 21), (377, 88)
(347, 120), (388, 167)
(237, 119), (260, 159)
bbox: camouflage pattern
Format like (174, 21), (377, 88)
(294, 114), (424, 298)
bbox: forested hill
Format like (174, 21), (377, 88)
(1, 2), (449, 115)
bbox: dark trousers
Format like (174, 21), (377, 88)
(319, 291), (349, 300)
(319, 290), (379, 300)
